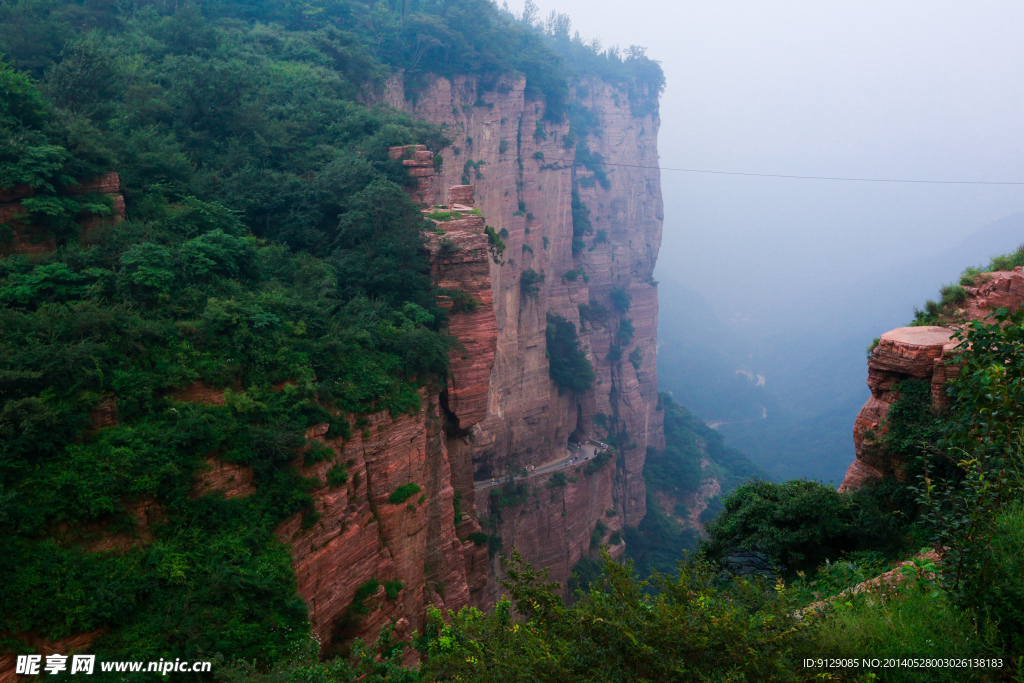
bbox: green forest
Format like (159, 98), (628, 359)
(2, 0), (1023, 681)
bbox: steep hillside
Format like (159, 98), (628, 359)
(0, 0), (666, 673)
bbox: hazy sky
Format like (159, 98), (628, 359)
(508, 0), (1024, 318)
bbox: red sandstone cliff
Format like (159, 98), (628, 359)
(385, 74), (664, 595)
(1, 74), (666, 663)
(0, 173), (125, 256)
(839, 266), (1024, 491)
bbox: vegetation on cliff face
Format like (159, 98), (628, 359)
(545, 312), (594, 392)
(0, 0), (666, 671)
(244, 309), (1024, 682)
(0, 0), (461, 668)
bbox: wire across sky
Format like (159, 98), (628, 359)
(556, 158), (1024, 186)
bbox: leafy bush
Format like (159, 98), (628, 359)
(326, 465), (349, 487)
(610, 286), (632, 312)
(388, 484), (423, 505)
(546, 472), (568, 488)
(701, 479), (887, 576)
(349, 580), (380, 616)
(570, 189), (591, 253)
(484, 225), (506, 264)
(520, 268), (545, 297)
(467, 532), (489, 546)
(545, 313), (595, 391)
(583, 452), (611, 476)
(383, 580), (403, 600)
(813, 584), (993, 682)
(614, 318), (635, 346)
(417, 550), (813, 682)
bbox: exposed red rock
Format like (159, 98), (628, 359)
(163, 381), (226, 405)
(389, 145), (437, 206)
(0, 173), (125, 257)
(88, 398), (119, 431)
(384, 73), (664, 599)
(840, 271), (1024, 491)
(477, 463), (624, 594)
(48, 498), (161, 554)
(276, 395), (478, 659)
(839, 327), (959, 492)
(190, 457), (256, 499)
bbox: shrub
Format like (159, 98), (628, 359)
(349, 579), (380, 615)
(959, 266), (982, 286)
(578, 300), (609, 324)
(562, 267), (586, 282)
(610, 286), (632, 312)
(546, 313), (595, 391)
(388, 483), (423, 504)
(467, 532), (489, 546)
(547, 472), (568, 488)
(583, 452), (611, 476)
(520, 268), (545, 297)
(812, 585), (991, 682)
(867, 337), (880, 358)
(614, 319), (634, 346)
(326, 465), (349, 487)
(383, 580), (403, 599)
(570, 190), (592, 253)
(700, 479), (883, 576)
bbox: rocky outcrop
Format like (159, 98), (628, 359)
(269, 179), (498, 653)
(839, 326), (960, 491)
(476, 462), (625, 589)
(0, 173), (125, 256)
(385, 73), (664, 596)
(840, 266), (1024, 491)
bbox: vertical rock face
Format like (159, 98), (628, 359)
(274, 178), (499, 652)
(276, 399), (476, 657)
(385, 73), (664, 594)
(839, 266), (1024, 492)
(839, 326), (960, 492)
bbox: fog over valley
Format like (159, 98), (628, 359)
(510, 0), (1024, 482)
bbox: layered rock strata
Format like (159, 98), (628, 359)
(839, 266), (1024, 491)
(385, 73), (664, 595)
(270, 187), (498, 651)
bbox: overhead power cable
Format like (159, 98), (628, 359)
(551, 158), (1024, 186)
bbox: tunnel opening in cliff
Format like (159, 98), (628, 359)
(439, 388), (469, 438)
